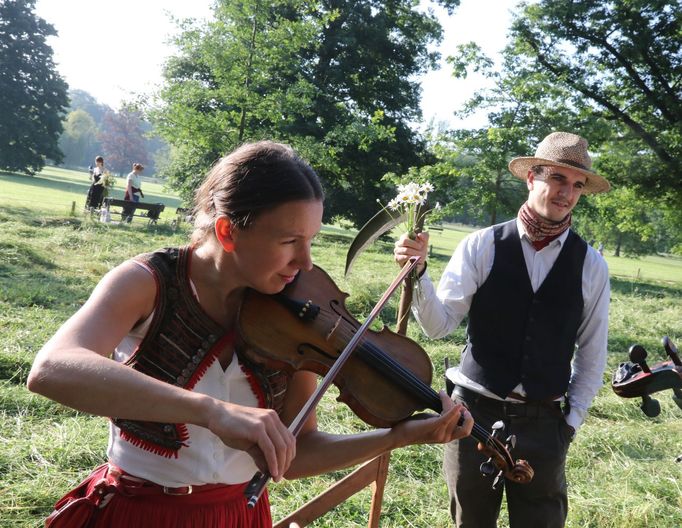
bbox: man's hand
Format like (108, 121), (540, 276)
(394, 232), (429, 275)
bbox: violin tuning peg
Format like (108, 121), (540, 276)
(490, 420), (504, 438)
(492, 473), (503, 490)
(479, 459), (497, 477)
(663, 336), (682, 366)
(505, 435), (517, 449)
(629, 344), (651, 373)
(640, 394), (661, 417)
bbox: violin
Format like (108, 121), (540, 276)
(237, 264), (534, 488)
(612, 336), (682, 417)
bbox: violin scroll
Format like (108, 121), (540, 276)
(473, 420), (534, 488)
(612, 336), (682, 417)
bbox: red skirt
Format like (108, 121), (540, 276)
(89, 485), (271, 527)
(81, 467), (272, 528)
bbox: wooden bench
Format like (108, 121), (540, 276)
(103, 198), (165, 225)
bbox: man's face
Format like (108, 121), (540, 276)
(526, 166), (587, 222)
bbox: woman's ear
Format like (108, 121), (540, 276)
(215, 216), (235, 252)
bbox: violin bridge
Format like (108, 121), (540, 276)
(326, 316), (344, 345)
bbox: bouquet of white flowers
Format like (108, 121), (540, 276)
(345, 180), (439, 280)
(100, 172), (116, 198)
(385, 181), (435, 238)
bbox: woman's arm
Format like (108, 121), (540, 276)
(27, 262), (296, 480)
(280, 371), (473, 479)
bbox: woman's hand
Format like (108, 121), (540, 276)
(394, 232), (429, 275)
(206, 401), (296, 482)
(391, 391), (473, 448)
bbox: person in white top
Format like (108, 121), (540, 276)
(394, 132), (611, 528)
(122, 162), (145, 223)
(28, 140), (473, 527)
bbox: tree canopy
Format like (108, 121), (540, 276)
(98, 108), (149, 175)
(510, 0), (682, 200)
(414, 0), (681, 255)
(0, 0), (69, 174)
(151, 0), (459, 223)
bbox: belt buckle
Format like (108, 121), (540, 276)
(163, 485), (193, 496)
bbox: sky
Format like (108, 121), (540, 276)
(34, 0), (518, 129)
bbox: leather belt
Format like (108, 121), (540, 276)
(109, 465), (229, 497)
(452, 385), (563, 419)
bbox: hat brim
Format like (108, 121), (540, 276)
(508, 157), (611, 194)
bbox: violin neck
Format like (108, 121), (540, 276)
(357, 341), (498, 444)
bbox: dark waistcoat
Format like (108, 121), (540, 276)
(459, 220), (586, 400)
(113, 246), (287, 458)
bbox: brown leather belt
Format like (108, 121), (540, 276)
(452, 385), (564, 419)
(109, 465), (230, 496)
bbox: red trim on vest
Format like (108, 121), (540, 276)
(118, 426), (189, 459)
(239, 361), (267, 409)
(185, 331), (235, 392)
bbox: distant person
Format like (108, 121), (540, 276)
(122, 163), (145, 223)
(85, 156), (105, 211)
(598, 242), (604, 256)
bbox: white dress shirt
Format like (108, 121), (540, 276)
(412, 218), (610, 433)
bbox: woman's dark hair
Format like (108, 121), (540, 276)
(191, 141), (324, 244)
(132, 163), (144, 171)
(95, 156), (104, 164)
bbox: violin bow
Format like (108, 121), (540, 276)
(245, 256), (422, 508)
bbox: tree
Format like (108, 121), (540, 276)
(414, 42), (610, 227)
(98, 108), (149, 175)
(0, 0), (69, 174)
(510, 0), (682, 201)
(151, 0), (460, 222)
(58, 109), (100, 168)
(68, 89), (112, 125)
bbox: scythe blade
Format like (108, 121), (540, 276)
(344, 208), (407, 277)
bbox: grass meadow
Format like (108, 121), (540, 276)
(1, 168), (681, 527)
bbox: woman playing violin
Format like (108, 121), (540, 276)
(28, 140), (473, 528)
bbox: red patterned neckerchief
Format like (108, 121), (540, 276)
(518, 201), (571, 249)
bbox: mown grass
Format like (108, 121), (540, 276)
(0, 166), (183, 222)
(1, 168), (681, 527)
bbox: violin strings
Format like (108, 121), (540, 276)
(296, 308), (441, 412)
(299, 305), (503, 450)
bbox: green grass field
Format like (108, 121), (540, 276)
(0, 166), (183, 221)
(1, 167), (681, 527)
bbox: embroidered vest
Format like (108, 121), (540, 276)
(460, 220), (586, 400)
(113, 246), (288, 458)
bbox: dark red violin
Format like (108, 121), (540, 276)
(612, 336), (682, 418)
(237, 264), (534, 488)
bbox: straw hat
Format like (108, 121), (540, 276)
(508, 132), (610, 194)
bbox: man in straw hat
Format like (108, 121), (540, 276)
(394, 131), (611, 527)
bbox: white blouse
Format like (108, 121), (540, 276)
(107, 274), (260, 486)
